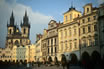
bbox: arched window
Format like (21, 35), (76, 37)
(51, 47), (53, 55)
(48, 48), (49, 54)
(65, 41), (67, 50)
(55, 47), (57, 53)
(65, 29), (67, 37)
(55, 38), (56, 45)
(70, 14), (72, 20)
(24, 28), (26, 34)
(9, 29), (12, 34)
(15, 40), (19, 45)
(88, 25), (91, 32)
(87, 8), (89, 13)
(69, 30), (71, 36)
(48, 40), (49, 46)
(51, 39), (53, 45)
(70, 43), (72, 49)
(74, 29), (76, 35)
(74, 41), (77, 48)
(61, 30), (63, 38)
(61, 42), (63, 51)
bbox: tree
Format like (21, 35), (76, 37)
(61, 54), (67, 69)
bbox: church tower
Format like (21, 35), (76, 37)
(21, 11), (31, 45)
(6, 11), (16, 48)
(6, 11), (31, 48)
(7, 11), (16, 36)
(21, 11), (30, 38)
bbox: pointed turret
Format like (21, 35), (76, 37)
(69, 1), (75, 11)
(21, 10), (30, 28)
(21, 11), (31, 38)
(10, 11), (15, 26)
(21, 11), (30, 28)
(7, 11), (15, 27)
(23, 11), (28, 24)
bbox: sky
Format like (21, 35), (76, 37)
(0, 0), (104, 48)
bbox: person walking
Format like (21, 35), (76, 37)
(61, 54), (67, 69)
(67, 60), (70, 69)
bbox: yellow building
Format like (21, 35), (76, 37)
(63, 6), (81, 24)
(46, 20), (59, 61)
(75, 3), (100, 60)
(58, 6), (81, 61)
(12, 44), (35, 63)
(35, 38), (43, 62)
(12, 45), (29, 63)
(41, 29), (48, 62)
(58, 3), (101, 61)
(29, 44), (35, 62)
(0, 11), (32, 63)
(0, 48), (12, 62)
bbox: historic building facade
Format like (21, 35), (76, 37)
(6, 11), (31, 49)
(36, 3), (104, 62)
(12, 44), (35, 63)
(35, 34), (43, 62)
(98, 3), (104, 59)
(0, 3), (104, 63)
(46, 20), (59, 61)
(57, 3), (102, 61)
(41, 29), (48, 62)
(0, 48), (12, 62)
(0, 11), (35, 63)
(58, 6), (81, 61)
(12, 45), (29, 63)
(76, 3), (100, 61)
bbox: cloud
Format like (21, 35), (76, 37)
(0, 0), (53, 48)
(97, 0), (104, 4)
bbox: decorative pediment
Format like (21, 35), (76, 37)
(48, 20), (58, 29)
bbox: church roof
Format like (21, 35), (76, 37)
(63, 6), (81, 14)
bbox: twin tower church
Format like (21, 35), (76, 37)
(6, 11), (31, 49)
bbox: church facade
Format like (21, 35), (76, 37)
(6, 11), (31, 49)
(0, 11), (34, 62)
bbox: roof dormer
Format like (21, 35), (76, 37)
(83, 3), (92, 15)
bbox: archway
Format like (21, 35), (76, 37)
(81, 51), (90, 65)
(20, 60), (23, 64)
(12, 60), (15, 64)
(48, 56), (52, 64)
(70, 53), (78, 64)
(91, 51), (101, 64)
(16, 60), (18, 62)
(24, 60), (27, 63)
(16, 60), (19, 64)
(54, 56), (58, 64)
(15, 40), (19, 45)
(8, 60), (11, 63)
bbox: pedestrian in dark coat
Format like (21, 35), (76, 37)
(67, 60), (70, 69)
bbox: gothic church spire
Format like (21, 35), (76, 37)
(10, 11), (15, 26)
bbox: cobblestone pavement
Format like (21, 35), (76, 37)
(32, 64), (103, 69)
(32, 64), (82, 69)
